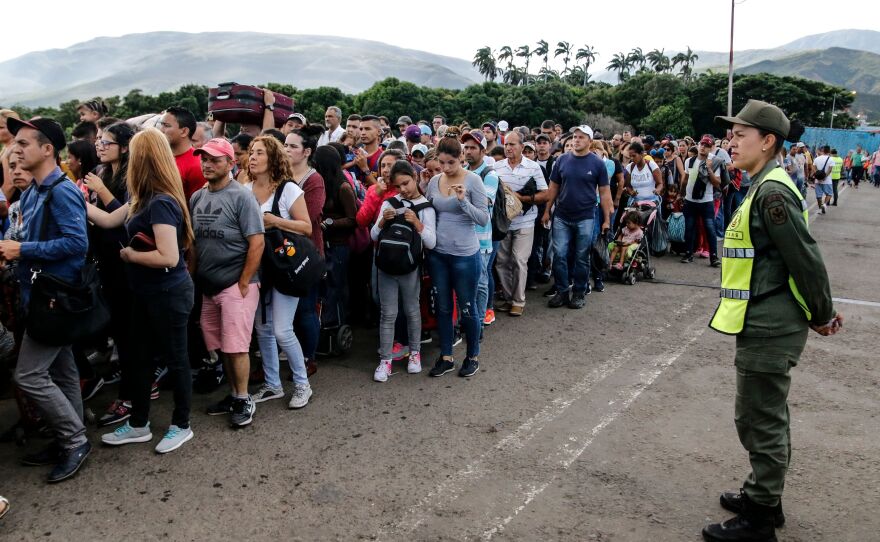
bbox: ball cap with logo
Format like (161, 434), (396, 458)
(460, 130), (487, 149)
(194, 138), (236, 161)
(715, 99), (791, 139)
(7, 117), (67, 152)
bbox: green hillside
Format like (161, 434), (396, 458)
(737, 47), (880, 117)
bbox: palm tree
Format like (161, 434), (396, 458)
(564, 65), (590, 86)
(472, 46), (499, 82)
(538, 66), (560, 82)
(672, 46), (699, 83)
(607, 52), (630, 83)
(535, 40), (550, 82)
(497, 46), (515, 84)
(627, 47), (646, 71)
(646, 48), (671, 73)
(516, 44), (533, 85)
(575, 45), (597, 87)
(555, 41), (574, 75)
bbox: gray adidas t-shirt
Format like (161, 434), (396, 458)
(190, 180), (265, 295)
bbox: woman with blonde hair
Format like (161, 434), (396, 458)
(1, 109), (21, 202)
(87, 127), (196, 454)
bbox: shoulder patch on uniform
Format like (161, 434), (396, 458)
(766, 200), (788, 225)
(764, 193), (785, 205)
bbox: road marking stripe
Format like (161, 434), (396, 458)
(833, 297), (880, 308)
(375, 300), (700, 540)
(481, 319), (708, 540)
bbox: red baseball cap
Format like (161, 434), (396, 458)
(699, 135), (714, 146)
(194, 138), (235, 161)
(461, 130), (487, 149)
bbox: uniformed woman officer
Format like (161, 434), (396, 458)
(703, 100), (844, 542)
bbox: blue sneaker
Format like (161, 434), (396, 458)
(101, 422), (152, 446)
(154, 425), (194, 454)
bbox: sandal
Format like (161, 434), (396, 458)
(0, 495), (9, 520)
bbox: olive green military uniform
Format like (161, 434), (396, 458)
(728, 160), (835, 507)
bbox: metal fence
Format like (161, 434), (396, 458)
(797, 127), (880, 154)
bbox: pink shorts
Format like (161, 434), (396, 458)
(200, 282), (260, 354)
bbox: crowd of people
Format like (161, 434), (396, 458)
(0, 95), (868, 504)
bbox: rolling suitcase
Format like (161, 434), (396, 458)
(208, 82), (294, 128)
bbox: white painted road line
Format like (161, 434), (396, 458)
(481, 318), (709, 540)
(375, 299), (704, 541)
(833, 297), (880, 308)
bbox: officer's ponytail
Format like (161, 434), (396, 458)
(760, 118), (804, 155)
(785, 120), (805, 144)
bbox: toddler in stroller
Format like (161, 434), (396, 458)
(607, 205), (656, 285)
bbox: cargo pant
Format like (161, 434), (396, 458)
(733, 328), (808, 507)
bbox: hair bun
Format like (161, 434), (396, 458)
(786, 119), (805, 143)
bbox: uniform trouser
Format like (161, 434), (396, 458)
(832, 178), (840, 204)
(496, 227), (535, 307)
(14, 334), (87, 450)
(734, 329), (807, 507)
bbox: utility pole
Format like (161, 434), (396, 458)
(727, 0), (735, 116)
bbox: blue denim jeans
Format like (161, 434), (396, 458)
(294, 286), (319, 361)
(714, 197), (725, 239)
(551, 216), (595, 294)
(684, 200), (718, 258)
(427, 250), (481, 359)
(255, 288), (308, 388)
(476, 241), (500, 318)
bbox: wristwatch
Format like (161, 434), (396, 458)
(321, 218), (334, 230)
(266, 104), (275, 111)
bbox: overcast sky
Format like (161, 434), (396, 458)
(3, 0), (876, 67)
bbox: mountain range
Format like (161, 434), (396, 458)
(0, 32), (481, 107)
(1, 29), (879, 119)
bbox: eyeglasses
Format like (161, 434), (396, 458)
(97, 140), (118, 148)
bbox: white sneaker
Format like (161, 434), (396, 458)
(374, 359), (392, 382)
(288, 384), (312, 409)
(251, 383), (284, 403)
(407, 352), (422, 374)
(101, 421), (152, 446)
(154, 425), (193, 454)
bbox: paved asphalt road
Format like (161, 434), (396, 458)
(1, 183), (877, 541)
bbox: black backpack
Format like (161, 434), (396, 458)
(490, 173), (511, 242)
(261, 181), (326, 297)
(375, 197), (433, 275)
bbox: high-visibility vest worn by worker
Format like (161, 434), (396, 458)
(709, 167), (812, 334)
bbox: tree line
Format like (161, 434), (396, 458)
(472, 42), (701, 86)
(4, 71), (856, 140)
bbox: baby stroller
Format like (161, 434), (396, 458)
(606, 201), (657, 285)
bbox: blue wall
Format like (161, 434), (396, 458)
(797, 127), (880, 154)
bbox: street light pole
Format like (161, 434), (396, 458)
(830, 94), (837, 129)
(727, 0), (735, 116)
(831, 90), (857, 129)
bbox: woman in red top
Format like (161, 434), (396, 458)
(285, 124), (326, 376)
(356, 149), (405, 228)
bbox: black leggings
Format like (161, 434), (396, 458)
(129, 278), (194, 429)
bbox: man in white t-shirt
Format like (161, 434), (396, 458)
(811, 145), (834, 213)
(681, 135), (722, 267)
(317, 106), (345, 146)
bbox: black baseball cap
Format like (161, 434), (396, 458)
(535, 133), (552, 143)
(7, 117), (67, 152)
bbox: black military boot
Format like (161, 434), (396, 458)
(720, 489), (785, 527)
(702, 492), (778, 542)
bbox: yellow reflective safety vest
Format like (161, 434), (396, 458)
(709, 167), (812, 335)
